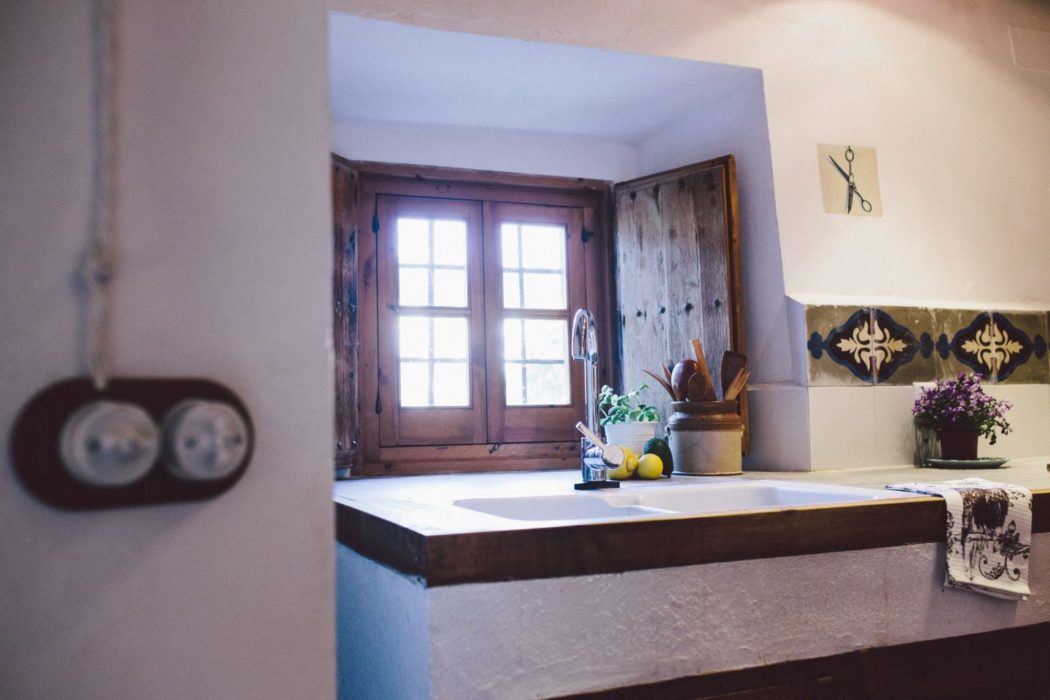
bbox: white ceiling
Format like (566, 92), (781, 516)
(328, 14), (759, 145)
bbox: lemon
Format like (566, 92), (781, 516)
(636, 453), (663, 479)
(622, 447), (639, 473)
(643, 437), (673, 476)
(607, 446), (638, 480)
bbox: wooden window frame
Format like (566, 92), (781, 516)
(333, 157), (616, 477)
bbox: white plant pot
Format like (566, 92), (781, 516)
(603, 421), (658, 455)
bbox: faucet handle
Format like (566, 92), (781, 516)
(574, 421), (605, 448)
(574, 422), (625, 469)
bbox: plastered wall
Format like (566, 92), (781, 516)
(0, 1), (334, 697)
(332, 0), (1050, 306)
(332, 0), (1050, 469)
(339, 535), (1050, 699)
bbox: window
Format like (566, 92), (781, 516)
(334, 160), (614, 476)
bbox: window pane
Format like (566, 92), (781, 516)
(503, 319), (524, 360)
(522, 272), (566, 309)
(398, 315), (470, 408)
(524, 362), (570, 405)
(501, 224), (519, 268)
(503, 271), (521, 309)
(397, 218), (429, 265)
(503, 321), (570, 407)
(399, 361), (429, 407)
(432, 362), (469, 407)
(523, 319), (567, 360)
(504, 362), (526, 406)
(432, 220), (467, 266)
(399, 316), (430, 359)
(433, 269), (468, 307)
(433, 317), (468, 359)
(398, 267), (429, 306)
(520, 224), (565, 270)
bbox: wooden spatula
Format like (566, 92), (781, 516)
(725, 368), (751, 402)
(721, 351), (748, 401)
(689, 339), (718, 401)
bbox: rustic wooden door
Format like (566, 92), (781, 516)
(614, 156), (746, 451)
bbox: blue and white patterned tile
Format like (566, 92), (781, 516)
(865, 306), (934, 385)
(867, 308), (920, 383)
(986, 311), (1048, 383)
(805, 306), (875, 385)
(803, 304), (1050, 387)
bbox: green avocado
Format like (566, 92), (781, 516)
(643, 437), (673, 477)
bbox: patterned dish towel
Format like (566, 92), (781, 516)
(885, 478), (1031, 600)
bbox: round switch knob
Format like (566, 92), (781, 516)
(59, 401), (160, 487)
(162, 400), (250, 481)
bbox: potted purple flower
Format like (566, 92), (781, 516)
(912, 373), (1012, 460)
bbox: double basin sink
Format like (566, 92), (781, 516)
(453, 479), (912, 522)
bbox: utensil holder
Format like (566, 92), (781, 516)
(667, 400), (742, 475)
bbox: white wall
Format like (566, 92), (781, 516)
(332, 119), (638, 181)
(336, 546), (430, 698)
(0, 2), (335, 698)
(330, 0), (1050, 470)
(331, 0), (1050, 306)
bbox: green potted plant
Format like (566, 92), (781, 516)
(599, 384), (660, 455)
(912, 373), (1012, 461)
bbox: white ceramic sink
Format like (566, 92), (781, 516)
(453, 480), (914, 522)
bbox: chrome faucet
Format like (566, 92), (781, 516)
(571, 309), (616, 488)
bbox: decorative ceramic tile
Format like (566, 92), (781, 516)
(949, 311), (996, 378)
(803, 304), (1050, 387)
(928, 307), (985, 379)
(805, 306), (874, 385)
(866, 306), (939, 385)
(867, 308), (919, 383)
(988, 311), (1048, 383)
(947, 310), (1047, 382)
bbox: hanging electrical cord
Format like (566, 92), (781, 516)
(83, 0), (119, 390)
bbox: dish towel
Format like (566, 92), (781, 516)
(885, 478), (1032, 600)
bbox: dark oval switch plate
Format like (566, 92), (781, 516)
(11, 377), (253, 510)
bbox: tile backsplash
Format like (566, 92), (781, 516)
(805, 306), (1049, 386)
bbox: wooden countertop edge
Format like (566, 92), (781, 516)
(335, 490), (1050, 588)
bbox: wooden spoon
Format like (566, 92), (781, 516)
(686, 372), (712, 401)
(670, 360), (697, 401)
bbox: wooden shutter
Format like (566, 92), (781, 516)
(614, 156), (747, 452)
(332, 160), (359, 474)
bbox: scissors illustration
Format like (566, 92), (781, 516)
(828, 146), (873, 214)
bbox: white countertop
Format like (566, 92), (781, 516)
(333, 457), (1050, 536)
(739, 457), (1050, 490)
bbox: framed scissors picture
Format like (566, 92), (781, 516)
(817, 143), (882, 217)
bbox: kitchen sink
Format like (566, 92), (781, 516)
(453, 479), (917, 522)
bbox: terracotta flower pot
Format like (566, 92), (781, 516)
(938, 428), (979, 460)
